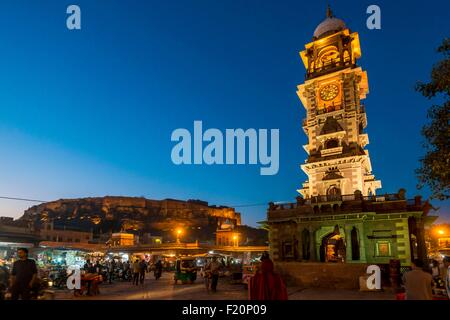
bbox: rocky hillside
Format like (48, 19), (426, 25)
(19, 196), (257, 243)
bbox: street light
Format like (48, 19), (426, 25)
(233, 234), (238, 247)
(176, 228), (183, 243)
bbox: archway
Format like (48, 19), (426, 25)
(320, 229), (346, 262)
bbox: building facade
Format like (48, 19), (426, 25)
(216, 219), (241, 247)
(40, 221), (93, 243)
(109, 232), (135, 246)
(268, 8), (436, 267)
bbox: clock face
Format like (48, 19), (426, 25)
(319, 83), (339, 101)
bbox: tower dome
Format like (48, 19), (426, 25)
(313, 5), (346, 39)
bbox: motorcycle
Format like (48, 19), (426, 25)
(49, 268), (68, 289)
(114, 267), (132, 281)
(97, 266), (109, 283)
(31, 277), (55, 300)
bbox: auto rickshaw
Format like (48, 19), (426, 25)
(174, 257), (197, 284)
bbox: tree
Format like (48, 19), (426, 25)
(415, 38), (450, 200)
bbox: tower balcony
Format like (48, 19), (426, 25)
(305, 59), (354, 80)
(317, 104), (342, 115)
(320, 146), (343, 157)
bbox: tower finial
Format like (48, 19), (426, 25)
(326, 3), (333, 18)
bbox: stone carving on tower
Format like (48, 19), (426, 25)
(296, 6), (381, 199)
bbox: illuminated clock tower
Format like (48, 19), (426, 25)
(297, 6), (381, 199)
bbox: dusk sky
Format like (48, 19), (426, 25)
(0, 0), (448, 226)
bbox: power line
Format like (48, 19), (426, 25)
(0, 195), (291, 208)
(231, 200), (292, 208)
(231, 203), (268, 208)
(0, 196), (48, 203)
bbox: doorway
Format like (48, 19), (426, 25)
(320, 231), (346, 262)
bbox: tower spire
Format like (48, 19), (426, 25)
(326, 3), (333, 18)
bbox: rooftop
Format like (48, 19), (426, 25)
(268, 192), (435, 221)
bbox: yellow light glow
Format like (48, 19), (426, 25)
(438, 229), (445, 235)
(176, 228), (182, 235)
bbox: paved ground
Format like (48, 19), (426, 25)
(54, 272), (248, 300)
(52, 272), (395, 300)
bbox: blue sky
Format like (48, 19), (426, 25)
(0, 0), (449, 226)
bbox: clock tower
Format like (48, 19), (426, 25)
(297, 6), (381, 199)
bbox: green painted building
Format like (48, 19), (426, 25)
(268, 193), (436, 266)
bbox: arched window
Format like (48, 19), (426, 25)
(325, 139), (339, 149)
(327, 186), (341, 201)
(351, 227), (360, 260)
(301, 229), (311, 260)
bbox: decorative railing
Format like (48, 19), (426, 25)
(306, 59), (354, 80)
(317, 104), (342, 115)
(320, 146), (343, 157)
(269, 193), (420, 211)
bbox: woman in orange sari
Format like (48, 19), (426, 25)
(249, 253), (288, 300)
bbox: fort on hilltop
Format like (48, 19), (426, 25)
(18, 196), (247, 243)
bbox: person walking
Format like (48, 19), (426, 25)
(9, 248), (38, 300)
(139, 259), (147, 285)
(107, 260), (114, 284)
(0, 260), (10, 300)
(402, 259), (433, 300)
(132, 259), (140, 286)
(442, 256), (450, 300)
(205, 257), (220, 293)
(154, 260), (163, 280)
(249, 252), (288, 300)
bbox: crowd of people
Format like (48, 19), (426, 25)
(402, 257), (450, 300)
(2, 246), (448, 301)
(0, 248), (168, 300)
(81, 257), (165, 292)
